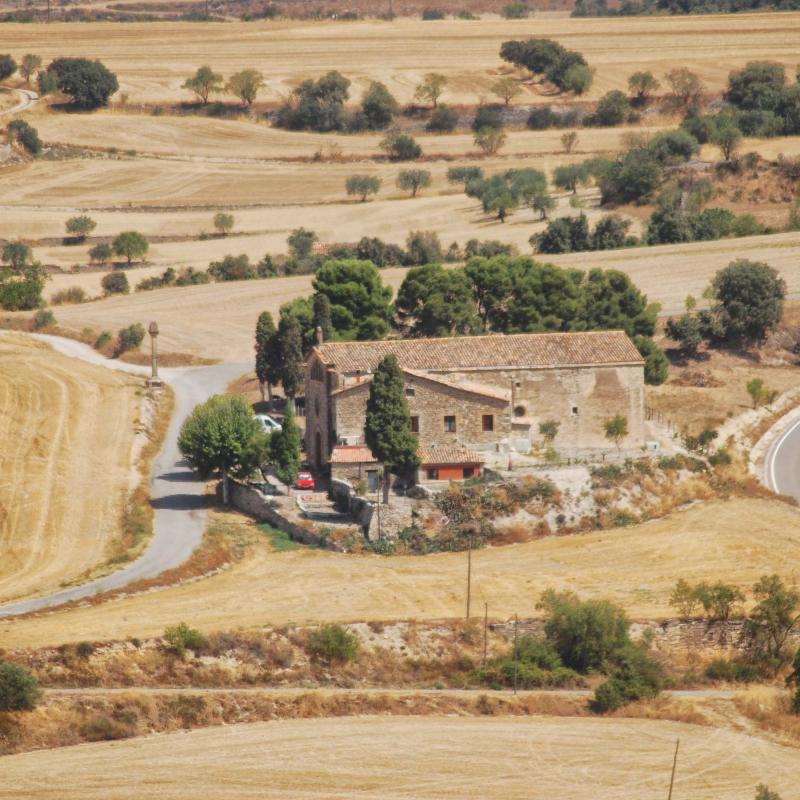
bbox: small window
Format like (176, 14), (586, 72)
(513, 405), (526, 418)
(405, 387), (416, 397)
(410, 416), (420, 433)
(572, 406), (579, 416)
(427, 468), (439, 480)
(463, 467), (475, 479)
(515, 381), (522, 388)
(482, 414), (494, 432)
(444, 415), (456, 433)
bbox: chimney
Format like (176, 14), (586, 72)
(316, 325), (324, 345)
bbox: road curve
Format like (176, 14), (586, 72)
(1, 87), (38, 117)
(0, 333), (249, 617)
(764, 414), (800, 500)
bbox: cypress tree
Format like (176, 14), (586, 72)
(312, 293), (334, 343)
(277, 313), (304, 402)
(364, 354), (420, 502)
(272, 403), (302, 487)
(254, 311), (276, 404)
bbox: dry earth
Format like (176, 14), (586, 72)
(0, 334), (139, 603)
(2, 498), (798, 648)
(0, 14), (799, 104)
(0, 715), (796, 799)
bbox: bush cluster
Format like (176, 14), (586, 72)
(500, 38), (593, 94)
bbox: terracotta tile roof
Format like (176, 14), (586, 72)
(313, 331), (643, 374)
(404, 370), (511, 402)
(330, 445), (378, 464)
(419, 445), (486, 465)
(330, 369), (510, 403)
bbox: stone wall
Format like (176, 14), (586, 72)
(491, 617), (800, 657)
(433, 364), (645, 453)
(332, 374), (510, 450)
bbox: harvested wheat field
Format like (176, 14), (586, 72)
(0, 334), (139, 603)
(2, 14), (800, 104)
(3, 498), (799, 648)
(43, 231), (800, 362)
(32, 113), (654, 161)
(0, 715), (796, 800)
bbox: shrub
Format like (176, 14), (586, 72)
(0, 661), (41, 711)
(51, 286), (87, 305)
(587, 89), (631, 126)
(421, 8), (445, 19)
(527, 106), (562, 130)
(7, 119), (41, 155)
(503, 1), (530, 17)
(94, 331), (112, 350)
(76, 641), (95, 659)
(208, 254), (256, 281)
(539, 589), (631, 673)
(117, 323), (145, 354)
(163, 622), (209, 656)
(426, 105), (459, 132)
(82, 714), (133, 742)
(379, 133), (422, 161)
(88, 243), (113, 263)
(307, 624), (359, 663)
(591, 644), (664, 713)
(32, 308), (55, 329)
(472, 106), (504, 132)
(101, 271), (129, 295)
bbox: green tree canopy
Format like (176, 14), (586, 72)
(364, 354), (420, 490)
(65, 215), (96, 240)
(0, 662), (41, 712)
(396, 168), (432, 197)
(361, 81), (399, 129)
(46, 58), (118, 109)
(183, 65), (224, 104)
(312, 259), (392, 340)
(271, 403), (302, 486)
(178, 394), (263, 503)
(254, 310), (279, 404)
(226, 69), (265, 106)
(345, 174), (382, 202)
(112, 231), (149, 264)
(711, 259), (785, 345)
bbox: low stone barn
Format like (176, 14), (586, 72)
(305, 330), (646, 476)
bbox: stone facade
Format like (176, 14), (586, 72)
(305, 331), (646, 470)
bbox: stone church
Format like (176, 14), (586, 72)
(304, 330), (645, 485)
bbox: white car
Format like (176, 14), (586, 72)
(256, 414), (282, 434)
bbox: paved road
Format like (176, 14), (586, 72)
(0, 334), (249, 617)
(764, 414), (800, 500)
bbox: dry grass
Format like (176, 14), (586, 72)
(0, 713), (796, 799)
(3, 497), (800, 648)
(0, 334), (140, 604)
(2, 14), (800, 104)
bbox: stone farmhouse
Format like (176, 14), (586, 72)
(304, 330), (646, 487)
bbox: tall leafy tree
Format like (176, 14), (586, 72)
(711, 259), (785, 345)
(575, 268), (657, 337)
(45, 58), (118, 109)
(112, 231), (149, 264)
(20, 54), (41, 84)
(178, 394), (262, 504)
(183, 65), (223, 104)
(255, 311), (277, 404)
(277, 312), (304, 401)
(312, 293), (333, 343)
(226, 69), (265, 106)
(361, 81), (399, 129)
(364, 354), (420, 502)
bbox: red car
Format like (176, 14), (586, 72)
(295, 470), (315, 490)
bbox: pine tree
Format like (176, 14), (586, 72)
(272, 404), (302, 487)
(254, 311), (276, 404)
(364, 354), (420, 503)
(277, 314), (304, 403)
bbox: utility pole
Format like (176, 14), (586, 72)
(482, 602), (488, 667)
(667, 739), (680, 800)
(512, 613), (519, 695)
(465, 536), (472, 619)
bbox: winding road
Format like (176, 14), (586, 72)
(0, 333), (249, 617)
(764, 414), (800, 500)
(3, 87), (38, 116)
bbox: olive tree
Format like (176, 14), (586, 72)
(345, 174), (382, 202)
(414, 73), (447, 108)
(183, 65), (223, 104)
(226, 69), (265, 106)
(213, 212), (235, 236)
(396, 169), (432, 198)
(112, 231), (149, 265)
